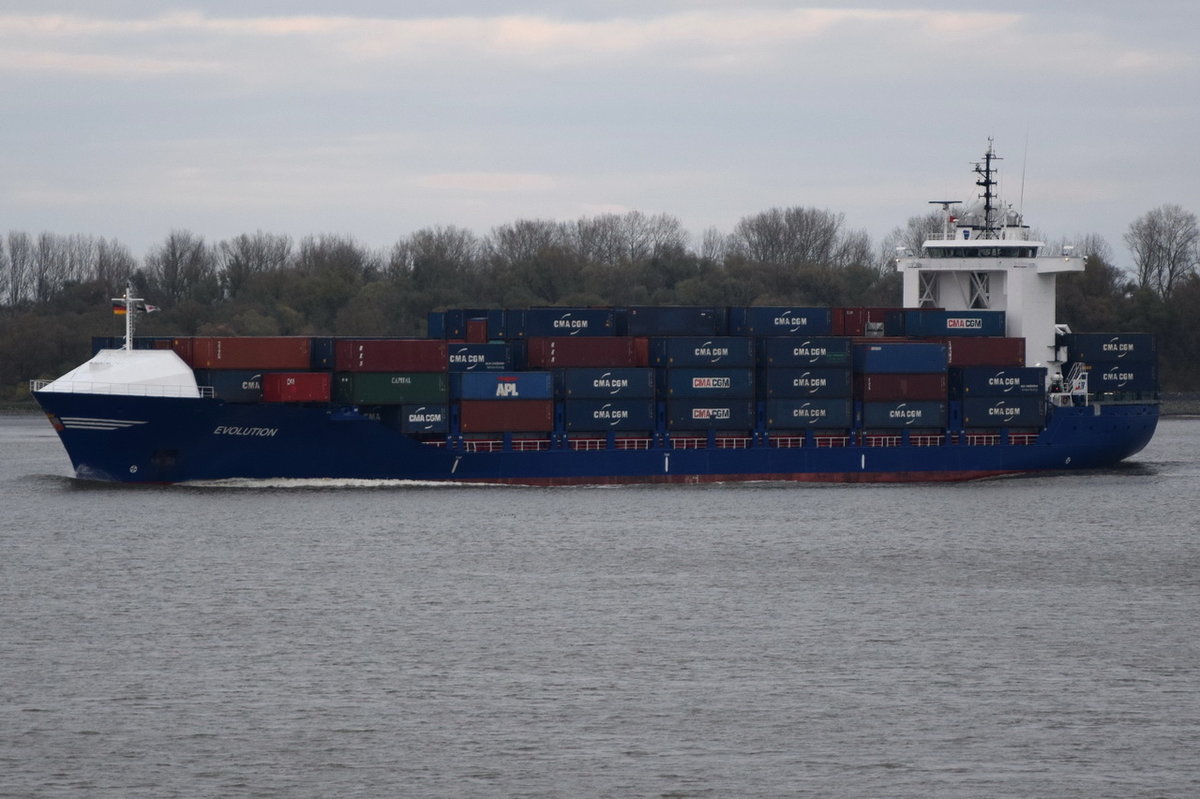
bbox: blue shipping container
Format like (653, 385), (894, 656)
(447, 343), (513, 372)
(861, 401), (947, 428)
(508, 308), (616, 338)
(1060, 332), (1157, 363)
(766, 399), (853, 429)
(310, 337), (335, 369)
(559, 368), (656, 398)
(903, 309), (1007, 337)
(660, 368), (755, 399)
(1078, 362), (1158, 393)
(853, 342), (947, 374)
(649, 336), (755, 368)
(400, 404), (449, 433)
(666, 400), (754, 431)
(563, 399), (656, 431)
(195, 370), (265, 403)
(453, 371), (554, 400)
(625, 306), (726, 337)
(728, 306), (833, 336)
(758, 336), (852, 367)
(760, 368), (852, 398)
(951, 366), (1046, 397)
(962, 397), (1045, 428)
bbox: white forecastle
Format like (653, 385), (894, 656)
(896, 141), (1084, 376)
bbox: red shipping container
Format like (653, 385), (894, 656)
(262, 372), (331, 402)
(525, 337), (650, 368)
(335, 339), (449, 372)
(466, 318), (488, 344)
(171, 337), (195, 366)
(941, 337), (1025, 367)
(191, 337), (312, 370)
(458, 399), (554, 433)
(855, 373), (948, 401)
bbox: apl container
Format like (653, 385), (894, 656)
(454, 371), (554, 400)
(649, 336), (755, 368)
(941, 337), (1026, 367)
(962, 397), (1046, 428)
(759, 368), (852, 398)
(335, 339), (449, 372)
(666, 399), (754, 431)
(660, 368), (755, 399)
(625, 306), (727, 337)
(559, 368), (656, 399)
(512, 308), (617, 338)
(861, 400), (947, 428)
(563, 399), (657, 431)
(950, 366), (1046, 397)
(458, 399), (554, 432)
(525, 337), (649, 368)
(1075, 362), (1159, 393)
(853, 342), (948, 374)
(765, 399), (853, 429)
(192, 337), (313, 370)
(194, 370), (265, 403)
(758, 336), (852, 367)
(903, 309), (1006, 337)
(333, 372), (449, 405)
(854, 373), (948, 401)
(728, 307), (833, 336)
(262, 372), (331, 403)
(447, 343), (513, 372)
(1060, 332), (1157, 363)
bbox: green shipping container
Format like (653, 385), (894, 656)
(333, 372), (449, 405)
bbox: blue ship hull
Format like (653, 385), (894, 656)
(33, 391), (1159, 484)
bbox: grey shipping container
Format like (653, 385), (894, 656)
(649, 336), (755, 368)
(861, 400), (947, 428)
(765, 398), (853, 429)
(558, 368), (656, 398)
(962, 397), (1045, 428)
(758, 336), (852, 367)
(1060, 332), (1156, 363)
(759, 368), (852, 398)
(563, 399), (657, 431)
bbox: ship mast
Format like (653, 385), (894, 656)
(973, 139), (1002, 238)
(111, 284), (141, 351)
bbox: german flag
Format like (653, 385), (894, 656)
(112, 301), (128, 315)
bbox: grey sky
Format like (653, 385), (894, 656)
(2, 2), (1196, 270)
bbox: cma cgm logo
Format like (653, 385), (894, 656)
(495, 377), (520, 397)
(692, 376), (731, 389)
(946, 318), (983, 329)
(692, 407), (731, 420)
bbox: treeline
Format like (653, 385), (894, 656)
(2, 205), (1198, 400)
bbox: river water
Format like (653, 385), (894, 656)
(2, 413), (1198, 798)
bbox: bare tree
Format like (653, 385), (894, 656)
(1124, 204), (1200, 297)
(217, 231), (293, 298)
(144, 229), (218, 305)
(96, 238), (137, 295)
(727, 207), (844, 267)
(6, 232), (33, 304)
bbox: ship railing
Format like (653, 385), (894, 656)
(29, 378), (213, 398)
(768, 435), (850, 448)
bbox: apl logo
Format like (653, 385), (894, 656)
(495, 377), (520, 397)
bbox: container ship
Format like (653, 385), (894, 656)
(31, 146), (1160, 484)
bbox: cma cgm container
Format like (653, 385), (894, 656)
(759, 368), (852, 398)
(511, 307), (617, 338)
(951, 366), (1046, 397)
(759, 336), (852, 367)
(262, 372), (331, 403)
(941, 337), (1026, 367)
(1076, 362), (1159, 393)
(649, 336), (755, 368)
(458, 399), (554, 433)
(525, 336), (649, 368)
(962, 397), (1045, 428)
(400, 404), (449, 434)
(563, 399), (657, 432)
(853, 342), (947, 374)
(855, 373), (948, 401)
(454, 371), (554, 400)
(728, 307), (833, 336)
(666, 399), (754, 431)
(861, 400), (947, 429)
(903, 309), (1006, 337)
(766, 399), (853, 429)
(660, 368), (754, 399)
(333, 372), (449, 405)
(194, 370), (265, 403)
(559, 368), (656, 398)
(625, 306), (726, 337)
(1060, 332), (1157, 363)
(335, 339), (449, 372)
(447, 343), (512, 372)
(191, 337), (313, 370)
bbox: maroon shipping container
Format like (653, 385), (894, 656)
(262, 372), (331, 403)
(855, 373), (948, 401)
(335, 339), (449, 372)
(940, 337), (1026, 367)
(466, 318), (488, 344)
(458, 399), (554, 433)
(191, 337), (312, 370)
(171, 337), (195, 365)
(525, 337), (650, 368)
